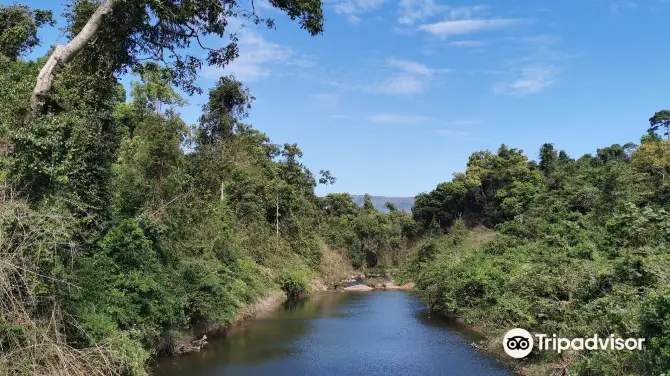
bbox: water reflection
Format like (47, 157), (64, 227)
(415, 309), (487, 344)
(153, 291), (510, 376)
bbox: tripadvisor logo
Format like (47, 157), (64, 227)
(503, 328), (534, 358)
(502, 328), (645, 358)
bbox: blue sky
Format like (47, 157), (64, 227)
(14, 0), (670, 196)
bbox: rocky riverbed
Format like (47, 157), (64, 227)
(334, 273), (414, 292)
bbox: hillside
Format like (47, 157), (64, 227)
(351, 195), (415, 212)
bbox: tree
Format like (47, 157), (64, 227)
(0, 4), (54, 60)
(363, 193), (375, 212)
(321, 193), (358, 217)
(129, 62), (186, 114)
(318, 169), (336, 186)
(632, 139), (670, 181)
(538, 143), (557, 176)
(649, 110), (670, 140)
(25, 0), (324, 120)
(384, 201), (398, 212)
(197, 76), (254, 146)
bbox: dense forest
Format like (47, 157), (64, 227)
(1, 2), (669, 376)
(403, 127), (670, 375)
(0, 2), (416, 375)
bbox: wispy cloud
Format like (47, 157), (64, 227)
(369, 75), (425, 94)
(419, 18), (530, 38)
(610, 1), (637, 15)
(397, 4), (490, 26)
(369, 113), (431, 123)
(449, 40), (486, 47)
(397, 0), (446, 25)
(331, 0), (387, 23)
(366, 57), (448, 94)
(492, 36), (572, 96)
(303, 57), (446, 95)
(204, 28), (312, 82)
(386, 57), (436, 76)
(493, 65), (557, 96)
(310, 93), (341, 108)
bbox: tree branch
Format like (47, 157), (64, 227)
(24, 0), (116, 123)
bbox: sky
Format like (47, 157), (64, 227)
(13, 0), (670, 197)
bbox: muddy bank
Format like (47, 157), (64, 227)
(166, 289), (288, 355)
(341, 281), (414, 291)
(161, 272), (411, 358)
(161, 277), (338, 357)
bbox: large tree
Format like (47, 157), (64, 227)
(25, 0), (324, 120)
(649, 110), (670, 140)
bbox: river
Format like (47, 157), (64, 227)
(153, 291), (511, 376)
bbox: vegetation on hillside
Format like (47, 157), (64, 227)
(2, 2), (669, 376)
(404, 127), (670, 375)
(351, 195), (415, 213)
(0, 2), (411, 375)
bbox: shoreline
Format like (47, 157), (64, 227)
(154, 277), (335, 361)
(409, 299), (564, 376)
(155, 276), (413, 361)
(152, 280), (539, 376)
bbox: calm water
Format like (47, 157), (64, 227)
(153, 291), (511, 376)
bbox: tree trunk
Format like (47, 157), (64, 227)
(24, 0), (116, 122)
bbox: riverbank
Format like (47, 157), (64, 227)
(454, 318), (544, 376)
(153, 290), (512, 376)
(401, 228), (586, 376)
(341, 281), (415, 291)
(162, 269), (415, 358)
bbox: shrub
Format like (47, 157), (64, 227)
(278, 269), (311, 299)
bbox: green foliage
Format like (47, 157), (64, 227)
(59, 0), (323, 97)
(278, 268), (311, 298)
(649, 110), (670, 140)
(0, 1), (340, 375)
(405, 122), (670, 375)
(321, 194), (417, 269)
(413, 145), (541, 230)
(0, 4), (54, 60)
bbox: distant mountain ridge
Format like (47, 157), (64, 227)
(351, 195), (415, 213)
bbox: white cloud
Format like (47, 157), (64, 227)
(204, 28), (315, 82)
(492, 37), (571, 96)
(610, 1), (637, 14)
(369, 113), (430, 123)
(366, 57), (447, 94)
(447, 5), (487, 20)
(397, 3), (488, 26)
(397, 0), (446, 25)
(306, 57), (445, 95)
(493, 65), (557, 96)
(386, 57), (435, 76)
(449, 40), (486, 47)
(419, 18), (528, 38)
(331, 0), (387, 24)
(369, 75), (425, 94)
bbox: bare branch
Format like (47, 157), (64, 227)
(24, 0), (116, 123)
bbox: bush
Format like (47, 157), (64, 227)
(278, 269), (311, 299)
